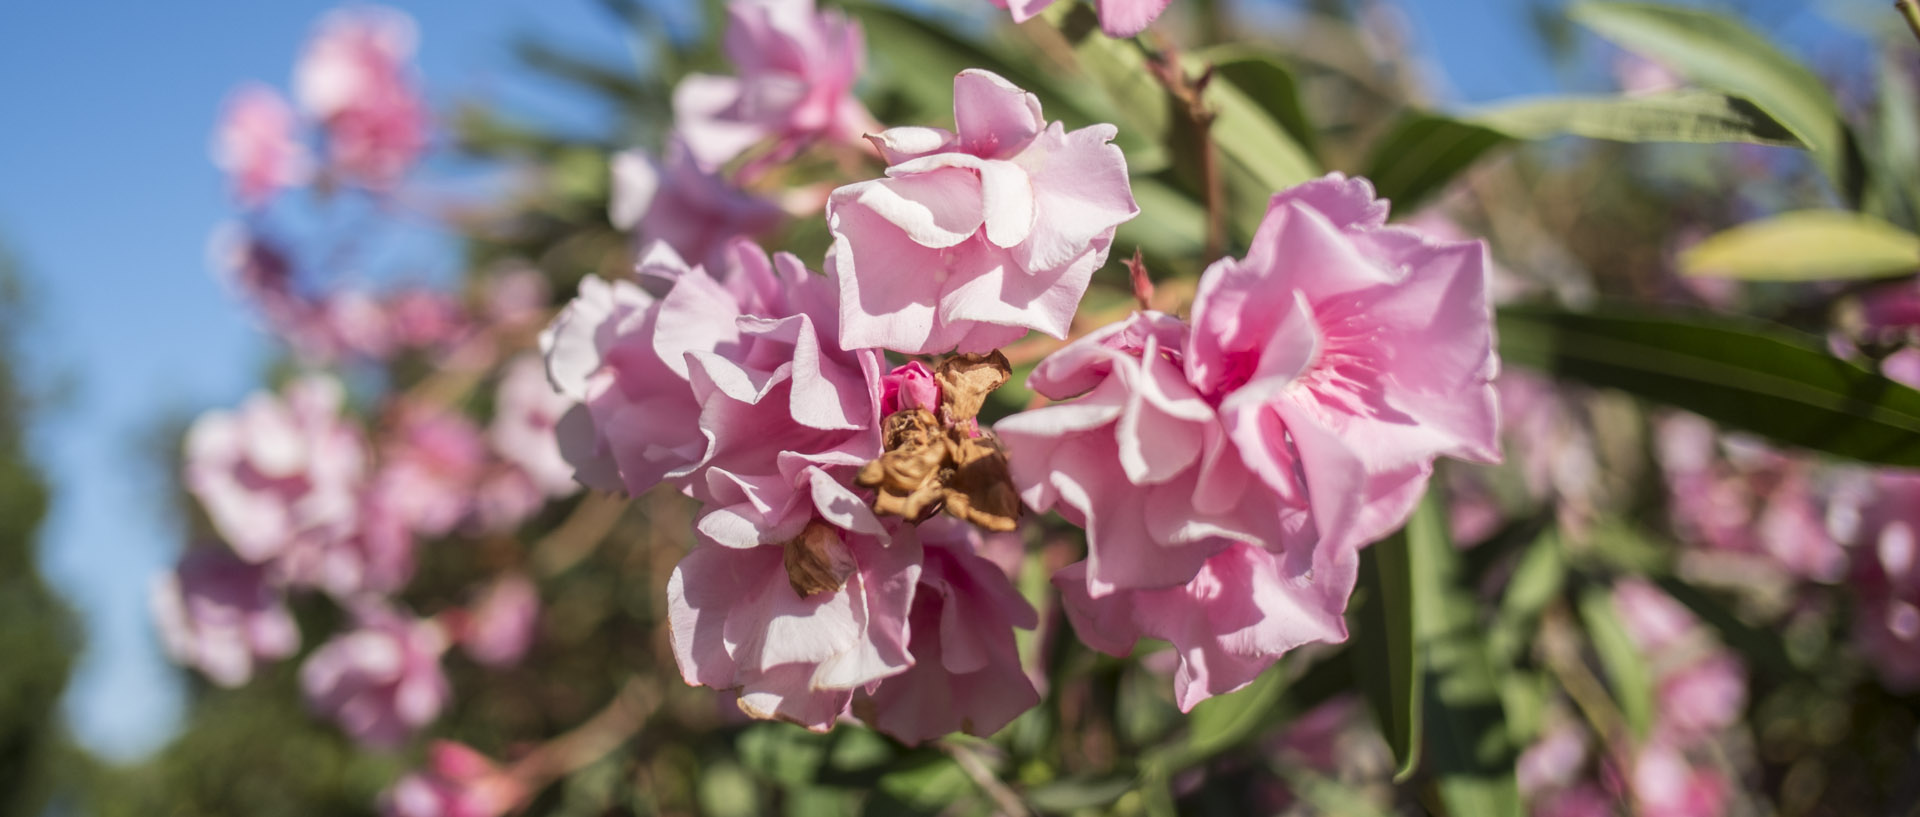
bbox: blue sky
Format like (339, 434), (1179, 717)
(0, 0), (1872, 763)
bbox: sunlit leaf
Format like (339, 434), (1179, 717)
(1498, 305), (1920, 465)
(1470, 90), (1801, 147)
(1570, 1), (1866, 203)
(1363, 113), (1512, 215)
(1680, 210), (1920, 281)
(1577, 588), (1655, 738)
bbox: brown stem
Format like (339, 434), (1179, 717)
(531, 491), (630, 577)
(1143, 46), (1224, 260)
(938, 738), (1032, 817)
(506, 677), (657, 795)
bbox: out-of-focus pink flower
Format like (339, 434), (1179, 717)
(301, 602), (451, 748)
(1612, 578), (1698, 656)
(672, 0), (877, 171)
(185, 376), (365, 564)
(1499, 371), (1601, 534)
(1842, 472), (1920, 691)
(1656, 653), (1745, 740)
(295, 5), (429, 189)
(855, 519), (1038, 743)
(610, 143), (783, 271)
(988, 0), (1171, 39)
(382, 741), (523, 817)
(1630, 741), (1726, 817)
(1613, 52), (1682, 95)
(667, 520), (919, 730)
(376, 403), (488, 537)
(483, 265), (551, 327)
(490, 354), (580, 498)
(879, 361), (941, 416)
(471, 468), (545, 532)
(151, 549), (301, 688)
(458, 573), (540, 668)
(385, 288), (470, 351)
(1052, 544), (1348, 711)
(322, 290), (399, 360)
(826, 69), (1138, 354)
(1656, 413), (1846, 582)
(278, 489), (417, 598)
(1858, 279), (1920, 335)
(212, 83), (312, 207)
(1535, 784), (1617, 817)
(1518, 722), (1591, 798)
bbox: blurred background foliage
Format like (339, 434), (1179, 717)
(13, 0), (1920, 814)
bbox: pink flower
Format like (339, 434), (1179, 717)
(879, 361), (941, 416)
(1612, 578), (1698, 656)
(295, 5), (429, 189)
(1656, 413), (1845, 582)
(385, 288), (470, 352)
(490, 354), (580, 498)
(150, 549), (301, 688)
(544, 239), (884, 546)
(301, 602), (451, 748)
(1629, 741), (1726, 817)
(989, 0), (1172, 39)
(382, 742), (523, 817)
(457, 573), (540, 668)
(1656, 653), (1745, 741)
(854, 519), (1039, 743)
(375, 403), (488, 537)
(184, 376), (365, 564)
(1518, 722), (1591, 798)
(1841, 472), (1920, 691)
(610, 143), (783, 271)
(667, 520), (920, 730)
(672, 0), (878, 171)
(826, 69), (1138, 354)
(483, 265), (551, 327)
(277, 489), (417, 598)
(1053, 543), (1348, 711)
(211, 83), (311, 207)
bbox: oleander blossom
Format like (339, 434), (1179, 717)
(826, 69), (1138, 355)
(1840, 472), (1920, 691)
(987, 0), (1172, 39)
(668, 519), (920, 730)
(853, 518), (1039, 743)
(151, 549), (301, 688)
(457, 573), (540, 668)
(672, 0), (877, 171)
(374, 403), (488, 537)
(184, 375), (366, 564)
(610, 143), (783, 271)
(294, 5), (429, 188)
(543, 239), (885, 547)
(382, 742), (523, 817)
(301, 602), (451, 748)
(490, 354), (581, 498)
(997, 173), (1499, 707)
(212, 83), (312, 207)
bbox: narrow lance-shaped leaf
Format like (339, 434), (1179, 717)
(1469, 90), (1801, 147)
(1577, 587), (1655, 738)
(1569, 1), (1867, 204)
(1680, 210), (1920, 281)
(1362, 113), (1512, 216)
(1353, 524), (1422, 781)
(1497, 304), (1920, 466)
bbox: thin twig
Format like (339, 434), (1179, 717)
(531, 491), (630, 576)
(938, 738), (1032, 817)
(508, 677), (657, 788)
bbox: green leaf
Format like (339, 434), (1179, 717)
(1569, 1), (1865, 203)
(1196, 46), (1320, 162)
(1353, 526), (1423, 781)
(1498, 304), (1920, 466)
(1184, 663), (1287, 758)
(1022, 775), (1135, 812)
(1469, 90), (1801, 147)
(1362, 113), (1513, 215)
(1679, 210), (1920, 281)
(1414, 493), (1523, 817)
(868, 756), (974, 816)
(1577, 588), (1655, 738)
(736, 723), (832, 787)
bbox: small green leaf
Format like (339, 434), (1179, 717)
(1353, 526), (1423, 781)
(1570, 1), (1866, 203)
(1680, 210), (1920, 281)
(736, 723), (832, 786)
(1498, 304), (1920, 466)
(1184, 663), (1287, 758)
(869, 756), (974, 815)
(1578, 588), (1655, 738)
(1362, 113), (1512, 215)
(1470, 90), (1801, 147)
(1196, 46), (1320, 161)
(1022, 775), (1135, 811)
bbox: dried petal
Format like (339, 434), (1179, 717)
(936, 350), (1011, 425)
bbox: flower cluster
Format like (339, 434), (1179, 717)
(551, 9), (1501, 729)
